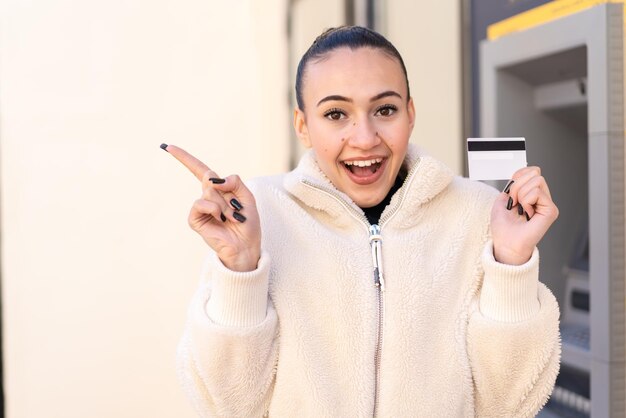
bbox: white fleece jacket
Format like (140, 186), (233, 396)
(177, 145), (561, 417)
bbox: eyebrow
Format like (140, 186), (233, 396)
(371, 90), (402, 102)
(317, 95), (351, 107)
(316, 90), (402, 107)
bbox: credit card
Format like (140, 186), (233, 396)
(467, 137), (527, 181)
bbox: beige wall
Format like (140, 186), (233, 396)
(289, 0), (345, 164)
(0, 1), (288, 417)
(0, 1), (460, 417)
(385, 0), (463, 174)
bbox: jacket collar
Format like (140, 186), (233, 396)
(283, 144), (454, 229)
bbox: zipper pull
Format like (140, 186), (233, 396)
(369, 224), (385, 291)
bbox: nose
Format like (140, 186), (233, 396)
(347, 116), (381, 150)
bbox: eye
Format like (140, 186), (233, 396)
(375, 104), (398, 117)
(323, 108), (346, 121)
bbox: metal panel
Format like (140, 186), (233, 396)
(480, 4), (625, 416)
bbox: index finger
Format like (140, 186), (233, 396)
(163, 144), (216, 182)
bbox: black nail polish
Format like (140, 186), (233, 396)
(506, 197), (513, 210)
(525, 212), (530, 222)
(209, 178), (226, 184)
(233, 212), (247, 223)
(230, 198), (243, 211)
(220, 213), (226, 222)
(503, 180), (514, 194)
(160, 143), (168, 152)
(518, 203), (524, 215)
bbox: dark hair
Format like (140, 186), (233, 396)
(295, 26), (410, 111)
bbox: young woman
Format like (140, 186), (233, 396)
(166, 26), (560, 417)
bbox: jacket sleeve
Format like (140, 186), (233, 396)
(467, 241), (561, 418)
(176, 250), (279, 417)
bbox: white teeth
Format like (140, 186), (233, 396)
(344, 158), (383, 167)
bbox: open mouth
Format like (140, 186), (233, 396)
(341, 157), (387, 185)
(343, 158), (384, 175)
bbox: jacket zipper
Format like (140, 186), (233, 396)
(369, 224), (385, 417)
(300, 159), (419, 417)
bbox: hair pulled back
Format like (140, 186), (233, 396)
(295, 26), (410, 111)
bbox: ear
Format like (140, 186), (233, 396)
(293, 107), (312, 148)
(407, 97), (416, 134)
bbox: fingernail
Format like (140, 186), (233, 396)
(209, 177), (226, 184)
(518, 203), (524, 215)
(220, 213), (226, 222)
(233, 212), (246, 223)
(230, 198), (243, 211)
(160, 143), (168, 152)
(525, 212), (530, 222)
(506, 197), (513, 210)
(503, 180), (514, 194)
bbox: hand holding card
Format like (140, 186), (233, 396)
(466, 137), (559, 264)
(489, 166), (560, 265)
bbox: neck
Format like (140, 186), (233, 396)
(360, 174), (405, 225)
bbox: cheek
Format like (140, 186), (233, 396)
(319, 145), (340, 163)
(311, 139), (340, 168)
(377, 123), (410, 148)
(310, 126), (345, 159)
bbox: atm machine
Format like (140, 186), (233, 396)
(480, 3), (625, 417)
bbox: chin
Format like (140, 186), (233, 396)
(353, 193), (385, 209)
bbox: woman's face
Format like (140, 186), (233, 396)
(294, 47), (415, 208)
